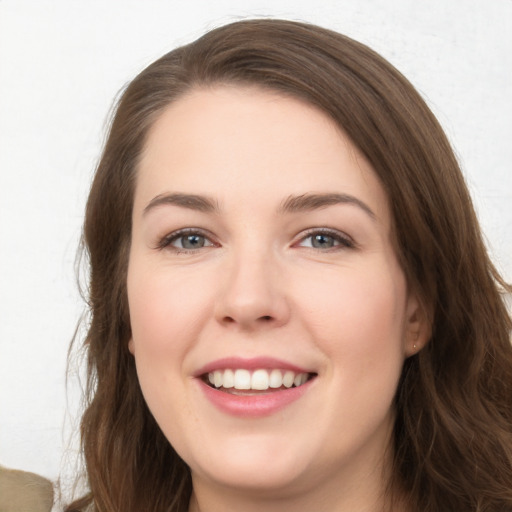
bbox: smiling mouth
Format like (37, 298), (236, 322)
(202, 368), (317, 394)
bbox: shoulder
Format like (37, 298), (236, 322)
(0, 465), (53, 512)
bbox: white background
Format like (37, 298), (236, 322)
(1, 0), (511, 484)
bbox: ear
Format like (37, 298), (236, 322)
(128, 338), (135, 355)
(404, 291), (431, 357)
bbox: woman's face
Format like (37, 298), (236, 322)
(127, 86), (423, 501)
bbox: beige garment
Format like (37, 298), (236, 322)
(0, 465), (53, 512)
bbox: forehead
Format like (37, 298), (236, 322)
(135, 85), (390, 226)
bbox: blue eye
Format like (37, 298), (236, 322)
(298, 230), (353, 250)
(174, 234), (208, 249)
(310, 233), (337, 248)
(158, 229), (215, 252)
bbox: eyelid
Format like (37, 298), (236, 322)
(293, 227), (356, 249)
(155, 226), (355, 252)
(155, 227), (218, 251)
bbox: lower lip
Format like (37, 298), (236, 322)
(198, 379), (313, 418)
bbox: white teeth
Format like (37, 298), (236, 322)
(223, 369), (234, 388)
(269, 369), (283, 388)
(251, 369), (269, 390)
(207, 368), (310, 391)
(282, 371), (295, 388)
(233, 369), (251, 390)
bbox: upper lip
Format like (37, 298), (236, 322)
(194, 357), (313, 377)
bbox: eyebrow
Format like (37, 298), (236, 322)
(143, 193), (220, 215)
(278, 193), (376, 219)
(143, 191), (375, 220)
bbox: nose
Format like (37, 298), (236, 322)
(215, 248), (290, 331)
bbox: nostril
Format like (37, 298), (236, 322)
(261, 315), (272, 321)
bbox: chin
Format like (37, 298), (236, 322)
(186, 434), (313, 493)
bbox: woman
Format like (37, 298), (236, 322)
(66, 19), (512, 512)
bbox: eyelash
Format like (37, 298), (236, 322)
(156, 228), (217, 253)
(156, 227), (355, 253)
(294, 228), (355, 251)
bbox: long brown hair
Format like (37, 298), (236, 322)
(66, 19), (512, 512)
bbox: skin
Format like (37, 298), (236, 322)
(127, 86), (426, 512)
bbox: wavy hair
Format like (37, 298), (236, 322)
(66, 19), (512, 512)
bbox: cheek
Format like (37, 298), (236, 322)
(126, 261), (215, 439)
(294, 263), (407, 452)
(296, 261), (407, 380)
(126, 260), (214, 413)
(128, 261), (212, 357)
